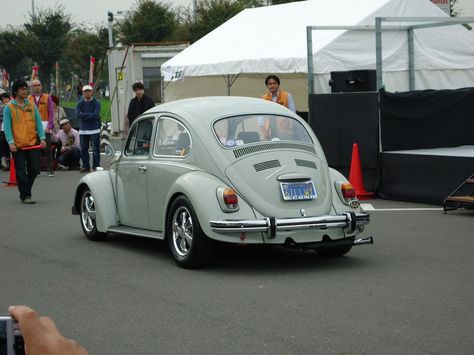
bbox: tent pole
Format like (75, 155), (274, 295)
(223, 74), (240, 96)
(306, 26), (314, 95)
(408, 28), (415, 91)
(375, 17), (383, 91)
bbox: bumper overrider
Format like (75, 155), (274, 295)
(210, 211), (370, 239)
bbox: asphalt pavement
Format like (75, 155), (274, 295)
(0, 164), (473, 354)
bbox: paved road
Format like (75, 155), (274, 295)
(0, 167), (473, 354)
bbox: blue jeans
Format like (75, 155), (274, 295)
(80, 133), (100, 169)
(58, 147), (80, 168)
(12, 149), (40, 200)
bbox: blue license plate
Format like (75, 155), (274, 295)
(280, 181), (317, 201)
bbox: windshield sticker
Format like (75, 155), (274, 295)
(226, 139), (235, 147)
(235, 139), (244, 146)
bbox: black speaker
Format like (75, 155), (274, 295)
(329, 70), (376, 93)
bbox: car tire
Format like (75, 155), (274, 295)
(314, 244), (352, 258)
(80, 188), (107, 241)
(167, 196), (214, 269)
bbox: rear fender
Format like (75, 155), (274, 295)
(164, 171), (262, 243)
(73, 171), (118, 233)
(329, 167), (362, 214)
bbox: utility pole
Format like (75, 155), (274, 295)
(31, 0), (35, 17)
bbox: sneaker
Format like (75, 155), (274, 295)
(21, 198), (36, 204)
(47, 171), (55, 177)
(79, 167), (90, 173)
(57, 164), (68, 170)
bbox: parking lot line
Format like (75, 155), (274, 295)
(360, 203), (443, 212)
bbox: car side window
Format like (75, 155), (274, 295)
(124, 118), (154, 156)
(154, 117), (191, 157)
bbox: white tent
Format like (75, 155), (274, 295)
(162, 0), (474, 111)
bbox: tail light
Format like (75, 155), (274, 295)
(341, 183), (356, 200)
(335, 181), (358, 207)
(217, 187), (239, 212)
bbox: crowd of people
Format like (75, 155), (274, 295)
(0, 80), (102, 204)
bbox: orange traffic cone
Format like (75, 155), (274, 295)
(349, 143), (374, 200)
(3, 156), (17, 186)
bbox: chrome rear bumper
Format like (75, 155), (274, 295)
(210, 212), (369, 238)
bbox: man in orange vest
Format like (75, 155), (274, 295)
(261, 74), (296, 113)
(3, 80), (46, 204)
(29, 79), (55, 177)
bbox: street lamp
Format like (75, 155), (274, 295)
(107, 11), (114, 48)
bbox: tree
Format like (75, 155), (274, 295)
(117, 0), (178, 44)
(181, 0), (247, 43)
(24, 7), (71, 89)
(0, 28), (30, 83)
(62, 27), (108, 84)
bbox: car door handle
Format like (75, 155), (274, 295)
(138, 166), (147, 172)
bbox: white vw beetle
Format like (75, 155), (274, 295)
(73, 97), (372, 268)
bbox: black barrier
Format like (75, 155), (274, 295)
(380, 88), (474, 151)
(308, 92), (380, 192)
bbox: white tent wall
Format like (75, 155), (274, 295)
(162, 0), (474, 111)
(163, 73), (309, 110)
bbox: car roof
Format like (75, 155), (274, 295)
(145, 96), (297, 124)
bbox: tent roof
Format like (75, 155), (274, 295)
(162, 0), (474, 79)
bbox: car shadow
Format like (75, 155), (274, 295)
(103, 233), (373, 274)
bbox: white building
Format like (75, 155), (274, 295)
(107, 43), (188, 133)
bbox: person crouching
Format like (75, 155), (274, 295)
(57, 119), (80, 170)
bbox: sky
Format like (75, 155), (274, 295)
(0, 0), (473, 28)
(0, 0), (194, 28)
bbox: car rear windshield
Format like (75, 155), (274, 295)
(213, 115), (313, 148)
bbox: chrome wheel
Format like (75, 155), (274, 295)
(81, 191), (96, 233)
(172, 206), (193, 257)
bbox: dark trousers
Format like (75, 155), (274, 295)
(80, 133), (100, 169)
(0, 131), (9, 159)
(12, 149), (40, 200)
(58, 147), (80, 168)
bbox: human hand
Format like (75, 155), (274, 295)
(8, 305), (89, 355)
(45, 128), (51, 134)
(40, 140), (47, 149)
(61, 147), (66, 153)
(9, 143), (17, 153)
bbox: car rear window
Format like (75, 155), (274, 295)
(213, 115), (313, 148)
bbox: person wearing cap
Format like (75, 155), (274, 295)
(28, 79), (55, 177)
(75, 85), (101, 173)
(3, 80), (46, 204)
(57, 118), (80, 169)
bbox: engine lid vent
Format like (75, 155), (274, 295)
(253, 159), (281, 172)
(295, 159), (317, 170)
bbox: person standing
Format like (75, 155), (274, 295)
(261, 74), (296, 113)
(125, 82), (155, 135)
(3, 80), (46, 204)
(56, 118), (80, 169)
(75, 85), (101, 173)
(0, 92), (11, 170)
(28, 79), (55, 177)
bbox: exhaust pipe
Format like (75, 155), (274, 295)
(353, 237), (373, 246)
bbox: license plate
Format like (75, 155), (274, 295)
(280, 181), (317, 201)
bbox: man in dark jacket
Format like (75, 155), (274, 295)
(75, 85), (101, 173)
(125, 82), (155, 135)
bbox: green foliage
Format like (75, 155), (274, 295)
(117, 0), (177, 44)
(24, 7), (72, 89)
(182, 0), (247, 43)
(0, 28), (30, 81)
(61, 27), (108, 83)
